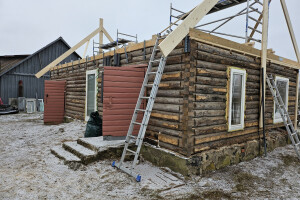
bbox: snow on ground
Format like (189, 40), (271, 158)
(0, 113), (300, 199)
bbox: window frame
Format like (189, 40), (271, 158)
(273, 76), (289, 124)
(228, 68), (247, 132)
(85, 69), (98, 121)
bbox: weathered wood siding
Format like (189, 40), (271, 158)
(192, 38), (298, 154)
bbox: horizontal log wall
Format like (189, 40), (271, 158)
(50, 41), (188, 155)
(51, 59), (104, 120)
(192, 39), (298, 154)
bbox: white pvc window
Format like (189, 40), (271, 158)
(85, 69), (98, 121)
(228, 68), (246, 131)
(274, 76), (289, 124)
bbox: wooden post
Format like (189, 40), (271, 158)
(295, 72), (299, 128)
(259, 0), (269, 128)
(99, 18), (104, 54)
(280, 0), (300, 128)
(83, 39), (90, 58)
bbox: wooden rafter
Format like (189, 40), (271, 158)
(35, 18), (114, 78)
(158, 0), (219, 57)
(280, 0), (300, 128)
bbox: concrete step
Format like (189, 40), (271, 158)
(78, 136), (125, 151)
(78, 137), (126, 160)
(62, 141), (98, 164)
(51, 145), (81, 164)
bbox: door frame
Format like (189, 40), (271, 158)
(85, 69), (98, 121)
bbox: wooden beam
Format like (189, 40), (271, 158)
(158, 0), (219, 57)
(295, 71), (299, 128)
(280, 0), (300, 62)
(102, 27), (114, 43)
(259, 0), (269, 128)
(35, 27), (101, 78)
(99, 18), (104, 53)
(189, 29), (300, 69)
(82, 39), (90, 58)
(280, 0), (300, 128)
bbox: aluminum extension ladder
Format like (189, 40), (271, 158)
(112, 34), (167, 182)
(266, 74), (300, 159)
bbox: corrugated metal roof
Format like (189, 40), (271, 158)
(0, 55), (30, 75)
(0, 37), (81, 77)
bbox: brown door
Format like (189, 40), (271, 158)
(103, 66), (146, 138)
(44, 80), (66, 124)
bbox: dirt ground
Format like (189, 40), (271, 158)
(1, 113), (300, 200)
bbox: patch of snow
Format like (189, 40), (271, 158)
(1, 113), (300, 199)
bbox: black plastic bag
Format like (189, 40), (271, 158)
(84, 111), (102, 137)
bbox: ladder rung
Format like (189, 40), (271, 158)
(144, 84), (153, 87)
(148, 71), (157, 75)
(248, 26), (262, 34)
(136, 108), (146, 112)
(151, 59), (161, 63)
(291, 132), (297, 136)
(140, 96), (150, 99)
(126, 149), (136, 155)
(133, 122), (143, 125)
(248, 16), (262, 25)
(250, 6), (262, 14)
(128, 135), (137, 139)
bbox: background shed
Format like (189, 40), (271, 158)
(0, 37), (81, 104)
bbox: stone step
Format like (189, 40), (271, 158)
(78, 137), (126, 160)
(62, 141), (98, 164)
(51, 145), (81, 164)
(78, 136), (125, 152)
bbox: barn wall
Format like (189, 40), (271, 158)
(0, 40), (80, 104)
(191, 39), (298, 154)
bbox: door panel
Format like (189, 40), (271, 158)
(103, 66), (146, 138)
(44, 80), (66, 124)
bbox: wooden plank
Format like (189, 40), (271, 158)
(295, 71), (299, 128)
(35, 27), (101, 78)
(99, 18), (104, 53)
(280, 0), (300, 62)
(280, 0), (300, 128)
(189, 29), (300, 69)
(83, 40), (90, 58)
(259, 0), (269, 128)
(158, 0), (219, 57)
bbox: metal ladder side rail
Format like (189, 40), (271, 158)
(114, 56), (166, 181)
(267, 76), (298, 139)
(116, 35), (161, 169)
(121, 56), (166, 181)
(135, 55), (166, 146)
(266, 75), (300, 159)
(131, 56), (167, 169)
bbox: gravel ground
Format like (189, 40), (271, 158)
(0, 113), (300, 200)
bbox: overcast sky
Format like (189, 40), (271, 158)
(0, 0), (299, 61)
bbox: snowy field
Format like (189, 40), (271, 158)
(0, 113), (300, 200)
